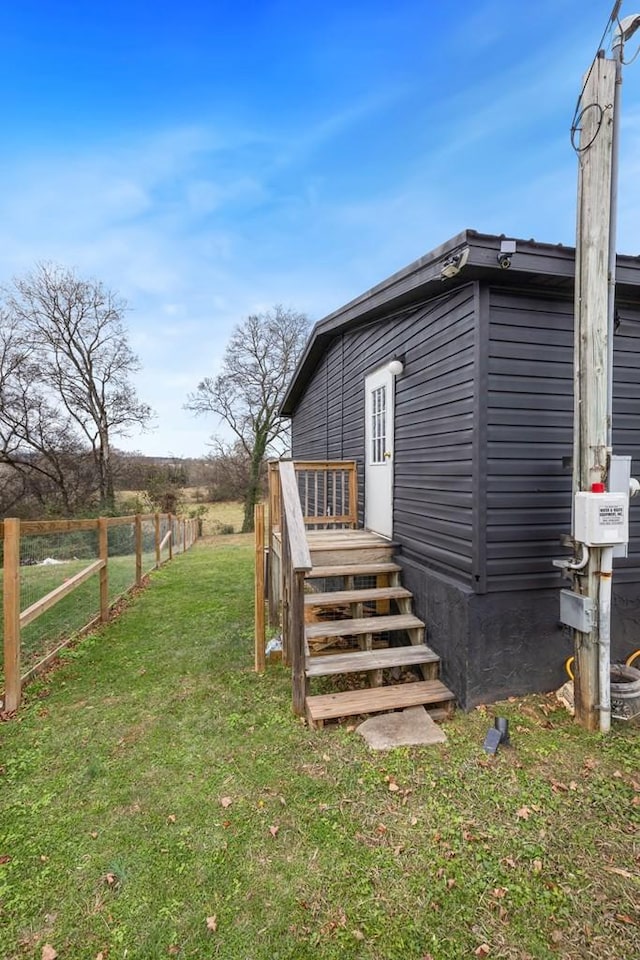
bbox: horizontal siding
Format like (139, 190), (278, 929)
(291, 285), (477, 585)
(486, 289), (573, 590)
(291, 338), (343, 459)
(351, 287), (476, 583)
(486, 289), (640, 591)
(612, 319), (640, 582)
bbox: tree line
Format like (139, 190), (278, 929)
(1, 263), (310, 527)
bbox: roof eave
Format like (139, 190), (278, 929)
(280, 230), (640, 416)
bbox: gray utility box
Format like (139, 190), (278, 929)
(560, 590), (595, 633)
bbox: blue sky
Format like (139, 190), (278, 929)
(2, 0), (639, 457)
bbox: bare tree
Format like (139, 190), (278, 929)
(3, 264), (153, 509)
(0, 317), (73, 513)
(186, 306), (309, 532)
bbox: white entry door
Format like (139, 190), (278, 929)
(364, 365), (395, 538)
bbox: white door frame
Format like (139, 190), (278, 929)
(364, 364), (396, 538)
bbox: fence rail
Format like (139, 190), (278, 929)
(1, 512), (199, 712)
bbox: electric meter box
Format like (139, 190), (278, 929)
(574, 491), (629, 546)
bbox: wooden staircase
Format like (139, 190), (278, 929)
(302, 531), (455, 728)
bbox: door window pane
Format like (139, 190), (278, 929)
(371, 385), (386, 463)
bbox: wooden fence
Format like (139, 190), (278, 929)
(1, 512), (199, 712)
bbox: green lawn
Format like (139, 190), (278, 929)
(0, 539), (638, 960)
(1, 552), (158, 687)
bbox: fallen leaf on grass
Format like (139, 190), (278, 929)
(532, 859), (543, 873)
(353, 929), (365, 940)
(516, 806), (531, 820)
(167, 814), (177, 823)
(388, 782), (400, 793)
(0, 855), (11, 864)
(475, 944), (491, 957)
(206, 915), (218, 932)
(491, 887), (507, 899)
(220, 797), (233, 809)
(269, 825), (279, 838)
(615, 913), (637, 925)
(501, 857), (517, 869)
(550, 779), (568, 793)
(604, 866), (636, 879)
(105, 873), (117, 887)
(42, 947), (58, 960)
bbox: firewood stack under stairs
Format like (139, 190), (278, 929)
(303, 530), (455, 729)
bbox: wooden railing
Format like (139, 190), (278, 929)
(268, 459), (357, 533)
(256, 459), (359, 713)
(278, 461), (312, 715)
(1, 513), (200, 712)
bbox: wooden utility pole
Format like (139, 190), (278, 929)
(572, 54), (616, 729)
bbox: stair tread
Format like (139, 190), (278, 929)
(304, 586), (411, 607)
(307, 530), (398, 545)
(306, 613), (424, 640)
(306, 562), (402, 579)
(306, 643), (439, 677)
(306, 680), (455, 721)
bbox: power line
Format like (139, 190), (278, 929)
(570, 1), (623, 153)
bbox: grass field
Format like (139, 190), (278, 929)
(0, 540), (638, 960)
(197, 499), (245, 535)
(115, 491), (246, 536)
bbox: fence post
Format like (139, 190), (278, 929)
(135, 514), (143, 586)
(98, 518), (109, 622)
(183, 518), (187, 554)
(3, 518), (21, 712)
(349, 462), (358, 527)
(254, 503), (266, 672)
(155, 512), (161, 568)
(168, 514), (173, 560)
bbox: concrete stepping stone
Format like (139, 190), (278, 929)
(356, 705), (447, 750)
